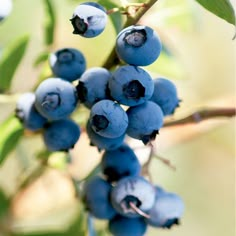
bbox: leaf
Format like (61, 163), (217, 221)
(98, 0), (124, 34)
(195, 0), (235, 25)
(0, 189), (10, 218)
(33, 51), (50, 67)
(43, 0), (56, 46)
(0, 35), (30, 92)
(0, 116), (24, 165)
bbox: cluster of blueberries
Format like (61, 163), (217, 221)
(83, 145), (184, 235)
(14, 2), (184, 235)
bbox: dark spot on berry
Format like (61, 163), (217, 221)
(141, 130), (159, 145)
(121, 195), (141, 212)
(92, 115), (109, 132)
(123, 80), (145, 100)
(56, 49), (74, 63)
(70, 16), (88, 34)
(77, 81), (87, 102)
(41, 93), (61, 111)
(124, 29), (147, 47)
(163, 218), (180, 229)
(104, 167), (121, 182)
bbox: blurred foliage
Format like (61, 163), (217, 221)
(195, 0), (235, 25)
(0, 35), (29, 92)
(0, 116), (23, 164)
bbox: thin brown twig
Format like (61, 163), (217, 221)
(163, 107), (236, 127)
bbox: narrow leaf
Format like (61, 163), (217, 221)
(0, 116), (24, 165)
(0, 189), (10, 217)
(33, 51), (50, 67)
(0, 35), (30, 92)
(195, 0), (235, 25)
(43, 0), (56, 46)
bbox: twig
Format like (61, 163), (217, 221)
(163, 107), (236, 127)
(153, 154), (176, 171)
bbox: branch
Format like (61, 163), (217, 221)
(163, 107), (236, 127)
(103, 0), (159, 69)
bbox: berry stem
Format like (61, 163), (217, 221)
(163, 107), (236, 127)
(129, 202), (151, 218)
(106, 7), (122, 15)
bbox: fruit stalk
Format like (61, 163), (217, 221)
(163, 107), (236, 127)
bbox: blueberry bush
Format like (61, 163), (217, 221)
(0, 0), (235, 235)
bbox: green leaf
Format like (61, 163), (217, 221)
(0, 189), (10, 218)
(0, 116), (24, 165)
(98, 0), (124, 34)
(195, 0), (235, 25)
(33, 51), (50, 67)
(0, 35), (30, 92)
(43, 0), (56, 46)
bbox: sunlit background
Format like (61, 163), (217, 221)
(0, 0), (235, 235)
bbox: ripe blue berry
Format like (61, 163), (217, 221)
(35, 78), (78, 120)
(111, 176), (155, 218)
(70, 2), (107, 38)
(146, 186), (184, 228)
(108, 65), (154, 106)
(43, 118), (80, 151)
(15, 93), (47, 131)
(82, 176), (116, 219)
(150, 78), (180, 116)
(77, 67), (112, 108)
(49, 48), (86, 82)
(101, 144), (141, 182)
(89, 100), (128, 138)
(126, 101), (164, 144)
(86, 121), (125, 151)
(116, 25), (162, 66)
(108, 214), (147, 236)
(0, 0), (12, 22)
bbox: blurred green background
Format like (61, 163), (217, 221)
(0, 0), (235, 236)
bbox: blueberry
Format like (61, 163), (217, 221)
(116, 25), (162, 66)
(70, 2), (107, 38)
(15, 93), (47, 131)
(150, 78), (180, 116)
(0, 0), (12, 22)
(111, 176), (155, 218)
(101, 143), (141, 182)
(82, 175), (116, 220)
(108, 65), (154, 106)
(49, 48), (86, 82)
(43, 118), (80, 151)
(35, 78), (78, 120)
(89, 100), (128, 138)
(86, 121), (125, 151)
(126, 101), (164, 144)
(146, 186), (184, 228)
(108, 214), (147, 236)
(77, 67), (112, 108)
